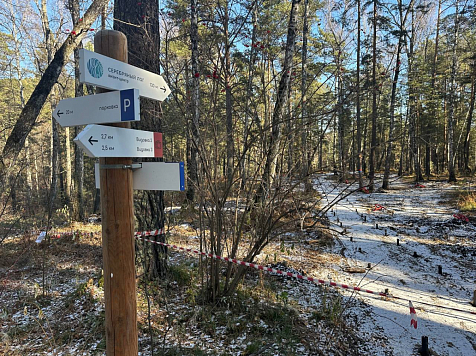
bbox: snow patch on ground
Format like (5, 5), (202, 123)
(314, 174), (476, 356)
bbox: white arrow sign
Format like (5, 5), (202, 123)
(79, 49), (171, 102)
(53, 89), (140, 127)
(74, 124), (163, 158)
(95, 162), (185, 191)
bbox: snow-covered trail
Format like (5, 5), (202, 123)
(314, 174), (476, 356)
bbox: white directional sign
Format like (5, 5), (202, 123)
(79, 49), (171, 101)
(95, 162), (185, 191)
(74, 124), (163, 158)
(53, 89), (140, 127)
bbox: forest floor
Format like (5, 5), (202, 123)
(1, 174), (475, 355)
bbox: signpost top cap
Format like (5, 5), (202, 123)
(94, 30), (128, 62)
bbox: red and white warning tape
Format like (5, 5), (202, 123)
(34, 229), (476, 318)
(134, 234), (387, 297)
(134, 229), (165, 237)
(135, 233), (476, 318)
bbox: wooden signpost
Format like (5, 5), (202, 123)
(65, 29), (179, 356)
(92, 30), (138, 356)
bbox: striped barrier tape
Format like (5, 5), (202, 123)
(134, 229), (165, 237)
(33, 229), (476, 318)
(134, 233), (476, 318)
(134, 234), (388, 297)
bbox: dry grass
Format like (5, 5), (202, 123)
(1, 211), (372, 355)
(457, 192), (476, 212)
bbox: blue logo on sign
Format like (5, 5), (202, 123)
(87, 58), (103, 78)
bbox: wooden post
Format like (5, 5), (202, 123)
(95, 30), (138, 356)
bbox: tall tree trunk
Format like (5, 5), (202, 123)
(25, 138), (33, 209)
(259, 0), (300, 196)
(428, 0), (441, 178)
(356, 0), (363, 189)
(363, 92), (369, 174)
(241, 2), (258, 187)
(72, 50), (85, 221)
(287, 89), (293, 172)
(382, 40), (402, 189)
(301, 0), (311, 191)
(369, 0), (378, 191)
(337, 49), (345, 181)
(463, 70), (475, 173)
(68, 0), (85, 221)
(447, 1), (459, 182)
(39, 0), (60, 228)
(187, 0), (200, 201)
(223, 2), (234, 185)
(114, 0), (166, 278)
(407, 5), (423, 182)
(398, 114), (407, 176)
(383, 0), (411, 189)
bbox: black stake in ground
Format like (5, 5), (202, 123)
(418, 336), (430, 356)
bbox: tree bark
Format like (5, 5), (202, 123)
(369, 0), (378, 191)
(301, 0), (311, 191)
(114, 0), (167, 278)
(259, 0), (300, 196)
(407, 5), (423, 182)
(463, 71), (475, 173)
(241, 2), (258, 187)
(187, 0), (200, 202)
(383, 0), (412, 189)
(223, 2), (234, 185)
(428, 0), (441, 178)
(356, 0), (363, 189)
(68, 0), (85, 221)
(447, 1), (459, 182)
(337, 49), (345, 181)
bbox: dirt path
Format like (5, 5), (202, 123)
(311, 174), (476, 356)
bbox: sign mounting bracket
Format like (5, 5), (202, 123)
(100, 163), (143, 170)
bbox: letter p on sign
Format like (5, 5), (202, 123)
(123, 99), (130, 111)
